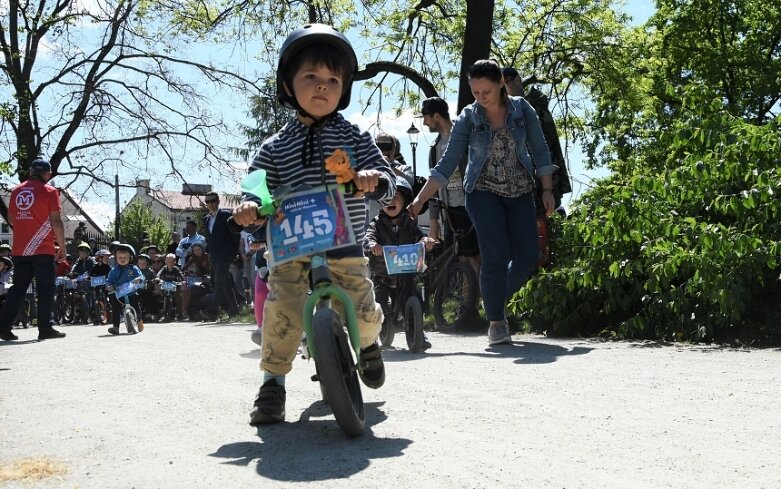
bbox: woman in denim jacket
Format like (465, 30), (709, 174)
(409, 59), (557, 346)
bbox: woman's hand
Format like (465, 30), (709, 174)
(542, 190), (556, 216)
(233, 202), (268, 227)
(407, 196), (427, 218)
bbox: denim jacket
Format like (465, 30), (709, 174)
(429, 96), (557, 193)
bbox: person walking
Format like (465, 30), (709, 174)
(203, 192), (240, 319)
(0, 159), (67, 341)
(408, 60), (557, 346)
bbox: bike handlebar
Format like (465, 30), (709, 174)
(226, 177), (390, 233)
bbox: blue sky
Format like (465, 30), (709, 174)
(37, 1), (656, 229)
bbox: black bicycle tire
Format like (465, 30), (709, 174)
(311, 308), (365, 437)
(124, 305), (137, 331)
(404, 296), (425, 353)
(379, 314), (395, 348)
(63, 298), (75, 324)
(163, 296), (174, 322)
(433, 261), (479, 332)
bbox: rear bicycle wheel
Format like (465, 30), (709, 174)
(93, 300), (109, 325)
(433, 261), (479, 332)
(404, 296), (425, 353)
(311, 308), (365, 437)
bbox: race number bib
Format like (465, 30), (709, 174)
(91, 275), (107, 287)
(115, 280), (145, 299)
(267, 186), (355, 266)
(383, 243), (426, 275)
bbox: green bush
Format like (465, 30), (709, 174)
(511, 101), (781, 345)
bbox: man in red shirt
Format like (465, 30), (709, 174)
(0, 159), (67, 341)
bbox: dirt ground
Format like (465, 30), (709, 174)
(1, 321), (779, 489)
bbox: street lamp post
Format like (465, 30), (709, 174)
(114, 173), (121, 241)
(406, 122), (420, 180)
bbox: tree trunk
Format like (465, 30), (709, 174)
(457, 0), (495, 112)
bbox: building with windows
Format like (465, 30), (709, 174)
(123, 179), (239, 235)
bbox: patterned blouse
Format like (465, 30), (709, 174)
(474, 127), (534, 198)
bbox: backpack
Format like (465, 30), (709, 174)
(524, 87), (572, 213)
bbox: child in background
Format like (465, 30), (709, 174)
(364, 177), (436, 350)
(157, 253), (185, 319)
(106, 244), (145, 335)
(91, 250), (112, 278)
(249, 230), (268, 347)
(136, 254), (159, 322)
(0, 256), (13, 310)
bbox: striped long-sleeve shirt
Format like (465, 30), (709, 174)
(246, 114), (396, 257)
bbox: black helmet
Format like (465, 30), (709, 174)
(394, 176), (414, 207)
(114, 243), (136, 260)
(277, 24), (358, 112)
(109, 240), (120, 252)
(137, 253), (150, 262)
(0, 256), (13, 270)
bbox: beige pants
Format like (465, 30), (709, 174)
(260, 255), (383, 376)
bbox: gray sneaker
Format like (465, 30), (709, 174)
(250, 328), (263, 347)
(488, 321), (512, 345)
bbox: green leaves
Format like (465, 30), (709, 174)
(512, 106), (781, 344)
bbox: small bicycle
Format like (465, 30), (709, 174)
(374, 243), (427, 352)
(159, 280), (182, 322)
(114, 279), (145, 333)
(89, 275), (110, 325)
(230, 169), (389, 437)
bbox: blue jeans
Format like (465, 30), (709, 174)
(465, 190), (537, 321)
(0, 255), (56, 333)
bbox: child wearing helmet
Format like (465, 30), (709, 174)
(232, 24), (396, 426)
(364, 177), (436, 349)
(106, 243), (145, 334)
(0, 243), (11, 258)
(70, 242), (96, 278)
(0, 256), (13, 309)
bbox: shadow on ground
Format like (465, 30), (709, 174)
(382, 339), (593, 365)
(209, 401), (411, 482)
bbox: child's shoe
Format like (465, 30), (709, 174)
(249, 379), (285, 425)
(137, 320), (144, 332)
(358, 343), (385, 389)
(107, 326), (120, 335)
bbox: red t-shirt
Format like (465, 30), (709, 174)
(10, 179), (62, 256)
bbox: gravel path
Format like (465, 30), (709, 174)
(1, 321), (779, 488)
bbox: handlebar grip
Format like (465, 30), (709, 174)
(226, 216), (244, 233)
(361, 176), (390, 201)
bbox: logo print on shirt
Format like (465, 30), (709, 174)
(16, 190), (35, 211)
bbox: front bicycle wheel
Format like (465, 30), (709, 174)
(163, 296), (174, 322)
(124, 305), (138, 333)
(404, 296), (425, 353)
(311, 308), (365, 437)
(433, 261), (479, 332)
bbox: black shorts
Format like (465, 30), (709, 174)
(444, 206), (480, 257)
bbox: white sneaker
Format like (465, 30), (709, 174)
(251, 328), (263, 347)
(488, 321), (512, 345)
